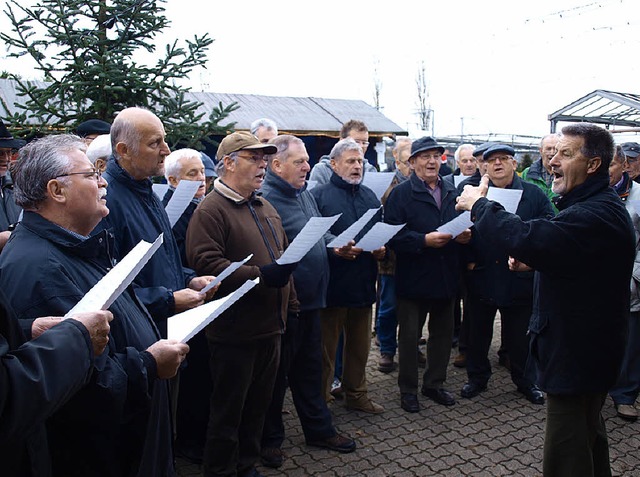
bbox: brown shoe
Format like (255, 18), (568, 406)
(346, 399), (385, 414)
(453, 351), (467, 368)
(378, 353), (396, 373)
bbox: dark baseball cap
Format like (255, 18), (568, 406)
(621, 142), (640, 159)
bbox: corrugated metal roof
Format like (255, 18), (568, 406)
(549, 89), (640, 130)
(0, 78), (406, 136)
(187, 91), (406, 137)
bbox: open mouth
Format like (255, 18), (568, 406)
(98, 188), (107, 200)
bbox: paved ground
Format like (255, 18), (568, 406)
(177, 319), (640, 476)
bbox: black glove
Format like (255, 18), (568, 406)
(259, 262), (297, 288)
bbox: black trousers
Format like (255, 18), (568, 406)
(261, 310), (335, 448)
(202, 335), (280, 477)
(465, 297), (534, 390)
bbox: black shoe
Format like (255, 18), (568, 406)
(421, 387), (456, 406)
(461, 382), (487, 399)
(175, 444), (204, 465)
(260, 447), (283, 468)
(518, 385), (545, 405)
(400, 393), (420, 413)
(241, 468), (265, 477)
(307, 434), (356, 453)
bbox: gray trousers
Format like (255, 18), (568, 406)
(397, 297), (454, 394)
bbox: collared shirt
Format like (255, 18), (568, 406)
(540, 166), (553, 187)
(422, 177), (442, 209)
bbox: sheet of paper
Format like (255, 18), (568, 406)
(486, 187), (523, 214)
(199, 254), (253, 294)
(164, 180), (202, 228)
(327, 207), (381, 248)
(454, 175), (471, 187)
(167, 278), (259, 343)
(64, 234), (164, 318)
(355, 222), (405, 252)
(152, 183), (170, 200)
(277, 215), (341, 265)
(362, 172), (395, 201)
(437, 211), (473, 237)
(628, 200), (640, 215)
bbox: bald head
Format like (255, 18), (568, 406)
(111, 107), (171, 180)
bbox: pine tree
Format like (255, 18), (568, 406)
(0, 0), (237, 149)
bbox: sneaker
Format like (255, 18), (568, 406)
(260, 447), (284, 468)
(307, 434), (356, 453)
(616, 404), (638, 421)
(345, 398), (385, 414)
(330, 378), (343, 399)
(453, 351), (467, 368)
(378, 353), (395, 373)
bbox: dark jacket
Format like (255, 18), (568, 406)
(0, 212), (174, 477)
(470, 174), (635, 394)
(466, 174), (555, 306)
(310, 172), (381, 307)
(0, 304), (94, 477)
(0, 173), (22, 231)
(385, 172), (462, 300)
(186, 179), (292, 343)
(260, 171), (329, 311)
(95, 159), (196, 325)
(161, 187), (199, 268)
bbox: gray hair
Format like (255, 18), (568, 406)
(250, 118), (278, 136)
(86, 134), (112, 164)
(216, 151), (239, 178)
(454, 144), (475, 162)
(393, 137), (412, 153)
(540, 133), (560, 147)
(110, 108), (145, 158)
(329, 138), (362, 162)
(12, 134), (82, 210)
(164, 148), (202, 180)
(266, 135), (303, 168)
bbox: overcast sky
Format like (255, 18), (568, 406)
(2, 0), (638, 140)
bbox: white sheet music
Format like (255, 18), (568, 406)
(277, 215), (341, 265)
(454, 175), (472, 187)
(164, 180), (203, 227)
(486, 187), (523, 214)
(64, 234), (164, 317)
(355, 222), (405, 252)
(327, 207), (381, 248)
(167, 278), (259, 343)
(199, 254), (253, 294)
(362, 172), (395, 201)
(437, 211), (473, 237)
(152, 183), (170, 200)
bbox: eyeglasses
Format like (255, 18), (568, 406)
(354, 140), (370, 148)
(0, 149), (17, 158)
(486, 155), (513, 163)
(56, 168), (102, 181)
(237, 153), (267, 164)
(415, 152), (442, 160)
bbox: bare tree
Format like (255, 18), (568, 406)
(416, 61), (431, 132)
(372, 58), (382, 111)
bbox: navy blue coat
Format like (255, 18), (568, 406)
(466, 174), (555, 306)
(471, 175), (635, 394)
(261, 172), (329, 311)
(0, 304), (94, 477)
(0, 212), (174, 477)
(385, 173), (462, 300)
(0, 173), (22, 232)
(310, 173), (381, 308)
(95, 159), (196, 326)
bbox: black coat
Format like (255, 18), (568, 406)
(0, 212), (175, 477)
(310, 173), (381, 308)
(471, 175), (635, 394)
(385, 173), (462, 300)
(466, 174), (555, 306)
(0, 304), (94, 477)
